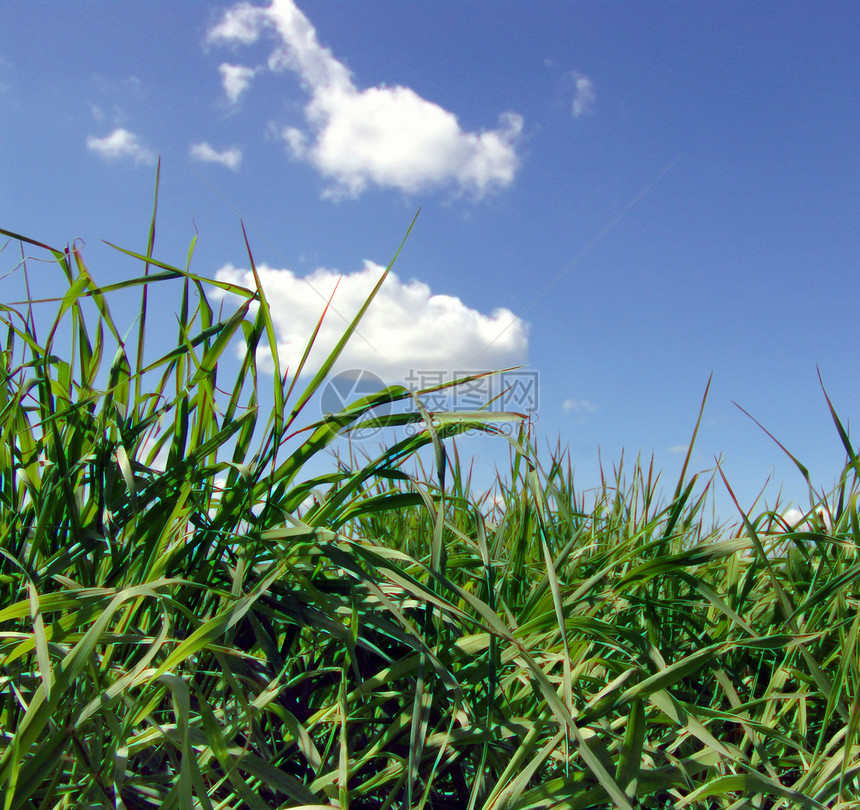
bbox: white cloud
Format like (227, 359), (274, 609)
(190, 142), (242, 170)
(86, 128), (155, 166)
(214, 260), (528, 380)
(668, 444), (689, 454)
(570, 72), (596, 118)
(782, 507), (805, 527)
(219, 63), (257, 104)
(207, 0), (523, 198)
(563, 398), (596, 413)
(782, 507), (831, 531)
(207, 5), (264, 44)
(282, 126), (307, 156)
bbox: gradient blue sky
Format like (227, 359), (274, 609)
(3, 2), (859, 522)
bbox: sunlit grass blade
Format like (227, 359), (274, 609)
(287, 209), (421, 428)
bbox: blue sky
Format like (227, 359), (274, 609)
(3, 2), (859, 522)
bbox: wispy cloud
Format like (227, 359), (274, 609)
(563, 398), (596, 413)
(570, 71), (596, 118)
(219, 63), (257, 105)
(86, 128), (155, 166)
(190, 142), (242, 170)
(90, 73), (143, 96)
(207, 0), (523, 199)
(215, 261), (529, 380)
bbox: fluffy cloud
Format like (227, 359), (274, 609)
(219, 63), (257, 104)
(215, 260), (528, 380)
(570, 72), (596, 118)
(782, 507), (831, 531)
(781, 507), (805, 527)
(190, 142), (242, 170)
(86, 128), (155, 166)
(207, 0), (523, 198)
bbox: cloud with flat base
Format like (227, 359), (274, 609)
(207, 0), (523, 199)
(215, 260), (529, 381)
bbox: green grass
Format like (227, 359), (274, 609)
(2, 179), (860, 809)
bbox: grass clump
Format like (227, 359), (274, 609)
(2, 186), (860, 809)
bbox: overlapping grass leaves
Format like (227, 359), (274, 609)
(2, 187), (860, 808)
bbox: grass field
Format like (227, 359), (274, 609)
(2, 187), (859, 809)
